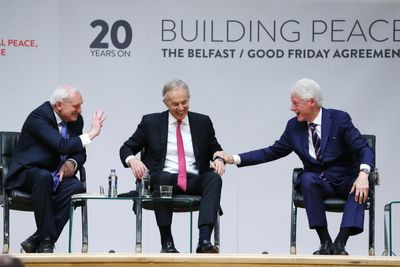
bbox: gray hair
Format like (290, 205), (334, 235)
(291, 78), (323, 107)
(162, 79), (190, 101)
(49, 84), (80, 106)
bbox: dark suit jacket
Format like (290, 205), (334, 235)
(119, 110), (222, 176)
(6, 101), (86, 190)
(238, 108), (375, 186)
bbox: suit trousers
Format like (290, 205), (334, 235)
(151, 170), (222, 228)
(18, 167), (85, 240)
(298, 171), (365, 235)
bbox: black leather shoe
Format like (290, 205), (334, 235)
(313, 241), (333, 255)
(37, 237), (55, 253)
(196, 240), (218, 253)
(161, 241), (179, 253)
(333, 242), (349, 255)
(20, 233), (40, 253)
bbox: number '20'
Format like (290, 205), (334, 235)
(90, 19), (132, 49)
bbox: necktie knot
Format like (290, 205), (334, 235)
(59, 122), (68, 139)
(309, 123), (317, 131)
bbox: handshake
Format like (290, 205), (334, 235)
(213, 151), (235, 165)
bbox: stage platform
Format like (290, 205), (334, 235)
(10, 254), (400, 267)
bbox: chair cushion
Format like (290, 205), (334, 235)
(293, 192), (370, 212)
(8, 190), (34, 211)
(7, 189), (85, 211)
(142, 194), (201, 212)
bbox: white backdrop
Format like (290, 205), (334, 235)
(1, 0), (400, 255)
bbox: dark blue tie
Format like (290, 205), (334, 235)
(52, 122), (68, 191)
(309, 123), (321, 161)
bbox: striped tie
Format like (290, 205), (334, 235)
(309, 123), (321, 161)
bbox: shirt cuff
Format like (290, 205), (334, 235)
(125, 155), (137, 166)
(233, 154), (241, 165)
(80, 133), (92, 147)
(360, 164), (371, 172)
(67, 158), (78, 172)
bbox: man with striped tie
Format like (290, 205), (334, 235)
(214, 78), (374, 255)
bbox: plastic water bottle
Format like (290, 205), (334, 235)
(142, 170), (151, 198)
(113, 170), (118, 197)
(108, 169), (118, 197)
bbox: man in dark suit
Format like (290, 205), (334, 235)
(6, 84), (105, 253)
(120, 79), (225, 253)
(215, 78), (374, 255)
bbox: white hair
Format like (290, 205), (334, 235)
(291, 78), (323, 107)
(49, 84), (80, 106)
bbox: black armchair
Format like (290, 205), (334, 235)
(289, 134), (379, 256)
(132, 148), (222, 253)
(134, 179), (222, 253)
(0, 131), (88, 253)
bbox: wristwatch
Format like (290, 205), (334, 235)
(360, 168), (370, 175)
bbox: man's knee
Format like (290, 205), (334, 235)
(66, 178), (85, 195)
(30, 169), (53, 189)
(72, 181), (85, 194)
(204, 172), (222, 190)
(299, 171), (320, 191)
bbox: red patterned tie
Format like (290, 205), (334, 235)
(176, 120), (187, 191)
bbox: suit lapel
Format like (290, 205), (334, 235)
(44, 101), (59, 129)
(320, 108), (331, 158)
(187, 112), (200, 162)
(160, 111), (169, 159)
(299, 121), (314, 162)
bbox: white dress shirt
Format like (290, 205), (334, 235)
(163, 113), (198, 175)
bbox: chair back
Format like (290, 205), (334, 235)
(362, 134), (376, 169)
(0, 132), (21, 198)
(362, 134), (375, 151)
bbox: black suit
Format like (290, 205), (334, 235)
(120, 110), (222, 226)
(6, 101), (86, 240)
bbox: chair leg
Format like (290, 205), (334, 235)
(3, 197), (10, 254)
(383, 203), (390, 256)
(189, 209), (193, 253)
(213, 213), (220, 253)
(290, 203), (297, 255)
(81, 200), (88, 253)
(369, 196), (375, 256)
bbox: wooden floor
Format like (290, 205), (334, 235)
(6, 253), (400, 267)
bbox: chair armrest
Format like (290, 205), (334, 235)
(292, 168), (303, 184)
(1, 164), (4, 187)
(370, 169), (380, 185)
(79, 166), (86, 183)
(1, 164), (5, 204)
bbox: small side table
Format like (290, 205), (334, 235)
(68, 193), (201, 253)
(384, 201), (400, 256)
(68, 194), (137, 253)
